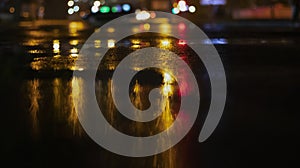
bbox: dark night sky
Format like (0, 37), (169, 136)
(44, 0), (67, 19)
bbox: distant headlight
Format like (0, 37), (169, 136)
(136, 10), (151, 21)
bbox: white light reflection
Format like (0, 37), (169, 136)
(94, 1), (101, 7)
(68, 1), (74, 7)
(107, 39), (116, 48)
(136, 10), (151, 20)
(189, 6), (196, 13)
(53, 40), (60, 53)
(70, 47), (79, 57)
(91, 6), (99, 13)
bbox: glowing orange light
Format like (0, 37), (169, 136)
(107, 27), (115, 33)
(150, 12), (156, 18)
(9, 7), (15, 14)
(173, 2), (178, 8)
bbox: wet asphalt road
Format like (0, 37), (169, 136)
(0, 18), (299, 167)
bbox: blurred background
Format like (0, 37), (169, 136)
(0, 0), (296, 22)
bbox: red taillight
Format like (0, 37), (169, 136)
(178, 40), (187, 45)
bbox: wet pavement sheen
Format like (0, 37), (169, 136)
(1, 19), (299, 167)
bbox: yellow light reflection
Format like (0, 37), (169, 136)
(129, 78), (176, 167)
(27, 50), (45, 54)
(95, 79), (117, 124)
(131, 45), (140, 49)
(173, 2), (178, 8)
(131, 81), (147, 123)
(107, 27), (115, 33)
(53, 78), (83, 136)
(131, 39), (140, 44)
(143, 23), (151, 31)
(94, 40), (101, 48)
(26, 78), (85, 137)
(159, 23), (171, 34)
(132, 67), (143, 71)
(28, 79), (41, 135)
(53, 40), (60, 53)
(70, 65), (81, 71)
(133, 80), (140, 93)
(54, 55), (61, 58)
(30, 61), (42, 71)
(69, 39), (79, 46)
(70, 47), (79, 57)
(70, 54), (79, 58)
(95, 52), (101, 57)
(132, 27), (139, 33)
(53, 78), (61, 112)
(108, 64), (115, 71)
(163, 72), (174, 84)
(69, 21), (84, 37)
(107, 39), (116, 48)
(161, 40), (170, 46)
(72, 78), (82, 104)
(159, 39), (172, 49)
(162, 84), (173, 96)
(22, 12), (29, 18)
(23, 39), (44, 46)
(94, 28), (101, 33)
(131, 40), (141, 49)
(70, 47), (78, 53)
(94, 69), (178, 165)
(154, 79), (176, 168)
(69, 78), (83, 136)
(160, 94), (174, 125)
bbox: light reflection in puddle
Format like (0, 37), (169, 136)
(53, 39), (60, 54)
(22, 39), (46, 47)
(22, 25), (192, 166)
(69, 21), (85, 37)
(69, 39), (79, 46)
(24, 66), (186, 167)
(107, 39), (116, 48)
(27, 50), (46, 54)
(25, 78), (84, 137)
(27, 79), (41, 136)
(94, 40), (101, 48)
(70, 47), (79, 57)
